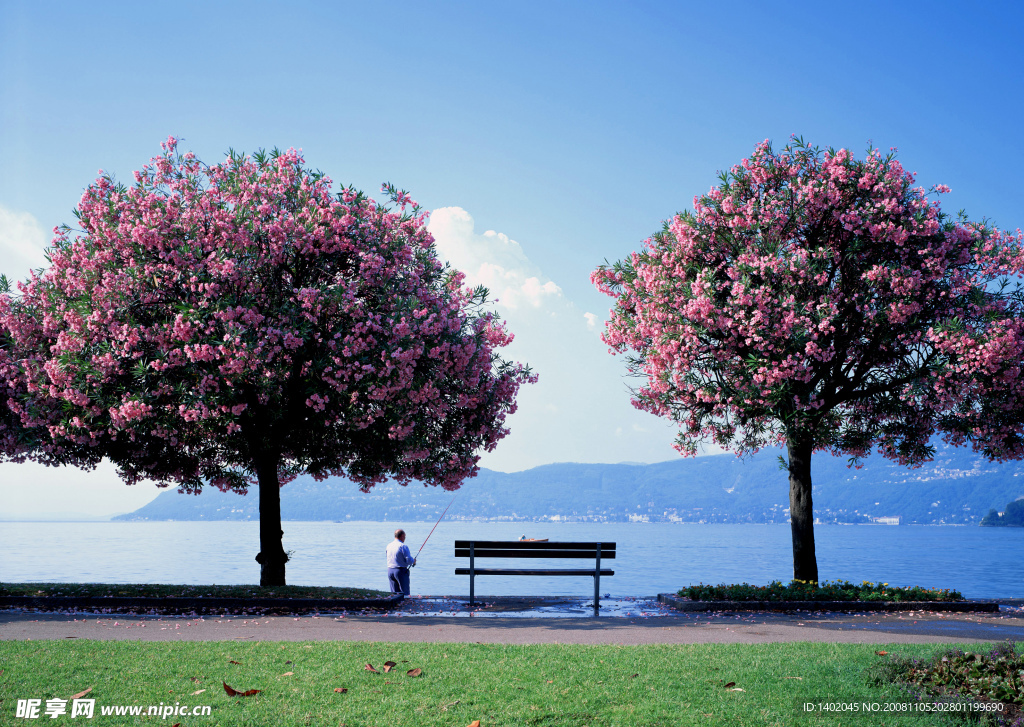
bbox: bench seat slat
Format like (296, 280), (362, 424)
(454, 540), (614, 550)
(454, 549), (615, 559)
(455, 568), (615, 576)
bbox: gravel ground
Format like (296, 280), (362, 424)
(2, 597), (1022, 645)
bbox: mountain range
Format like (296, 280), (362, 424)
(114, 443), (1024, 525)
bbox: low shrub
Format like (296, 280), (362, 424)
(869, 642), (1023, 725)
(678, 579), (964, 602)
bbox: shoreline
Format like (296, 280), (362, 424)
(3, 593), (1023, 618)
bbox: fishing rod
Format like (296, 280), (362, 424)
(412, 496), (457, 565)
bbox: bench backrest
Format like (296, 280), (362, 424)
(454, 541), (616, 559)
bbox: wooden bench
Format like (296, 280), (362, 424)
(454, 540), (615, 613)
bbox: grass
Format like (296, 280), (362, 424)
(0, 583), (389, 600)
(680, 580), (965, 603)
(0, 640), (976, 726)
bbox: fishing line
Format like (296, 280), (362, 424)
(412, 495), (457, 564)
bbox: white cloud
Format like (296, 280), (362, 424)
(519, 277), (561, 308)
(0, 204), (49, 275)
(430, 208), (563, 310)
(428, 207), (679, 471)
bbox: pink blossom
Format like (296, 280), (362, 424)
(0, 140), (535, 585)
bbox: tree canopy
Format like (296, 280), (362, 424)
(1, 138), (534, 584)
(593, 137), (1024, 581)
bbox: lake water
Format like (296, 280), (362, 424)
(2, 521), (1022, 599)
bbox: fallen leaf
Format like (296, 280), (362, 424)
(364, 663), (379, 673)
(334, 688), (348, 693)
(190, 677), (201, 683)
(285, 660), (293, 665)
(547, 680), (554, 684)
(629, 673), (638, 679)
(468, 722), (481, 727)
(171, 724), (180, 727)
(228, 660), (241, 665)
(383, 661), (396, 673)
(875, 651), (888, 656)
(191, 689), (206, 696)
(71, 688), (92, 700)
(723, 682), (736, 688)
(784, 677), (803, 680)
(222, 681), (261, 697)
(407, 668), (422, 677)
(282, 672), (294, 677)
(729, 687), (745, 692)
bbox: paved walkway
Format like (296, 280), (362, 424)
(3, 597), (1023, 645)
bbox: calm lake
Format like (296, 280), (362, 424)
(2, 521), (1022, 599)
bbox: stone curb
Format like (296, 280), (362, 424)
(657, 593), (1000, 612)
(0, 593), (404, 615)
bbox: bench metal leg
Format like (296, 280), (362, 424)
(594, 543), (601, 615)
(469, 542), (475, 608)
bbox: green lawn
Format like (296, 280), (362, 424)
(0, 583), (388, 600)
(0, 640), (972, 726)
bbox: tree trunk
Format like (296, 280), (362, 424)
(255, 456), (288, 586)
(787, 434), (819, 584)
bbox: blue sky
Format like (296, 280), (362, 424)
(1, 0), (1022, 517)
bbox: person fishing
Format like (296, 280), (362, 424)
(385, 529), (416, 596)
(386, 498), (456, 596)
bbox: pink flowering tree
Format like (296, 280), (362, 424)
(0, 307), (42, 462)
(2, 138), (534, 586)
(1, 278), (84, 468)
(593, 137), (1024, 582)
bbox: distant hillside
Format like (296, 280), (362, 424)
(981, 497), (1024, 527)
(114, 443), (1024, 524)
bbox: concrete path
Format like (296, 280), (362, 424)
(3, 599), (1023, 645)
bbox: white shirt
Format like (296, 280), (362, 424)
(386, 539), (414, 569)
